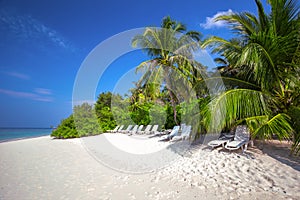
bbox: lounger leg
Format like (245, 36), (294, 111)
(250, 140), (254, 147)
(242, 143), (248, 154)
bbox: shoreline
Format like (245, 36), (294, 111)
(0, 127), (54, 143)
(0, 134), (52, 144)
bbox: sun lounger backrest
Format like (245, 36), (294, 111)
(234, 125), (250, 141)
(151, 125), (159, 132)
(182, 125), (191, 136)
(131, 125), (138, 131)
(118, 125), (124, 131)
(114, 125), (120, 131)
(169, 126), (180, 137)
(125, 125), (133, 131)
(138, 125), (144, 131)
(174, 126), (180, 130)
(144, 125), (152, 132)
(180, 123), (186, 130)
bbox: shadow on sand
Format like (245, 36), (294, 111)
(254, 140), (300, 172)
(165, 134), (300, 172)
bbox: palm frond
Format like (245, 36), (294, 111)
(255, 0), (269, 30)
(288, 106), (300, 155)
(203, 89), (268, 132)
(202, 36), (242, 66)
(193, 76), (261, 96)
(216, 12), (258, 37)
(237, 41), (283, 93)
(185, 31), (202, 42)
(248, 113), (293, 140)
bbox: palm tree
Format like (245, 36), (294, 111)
(201, 0), (300, 154)
(132, 16), (205, 124)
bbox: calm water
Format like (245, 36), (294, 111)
(0, 128), (53, 142)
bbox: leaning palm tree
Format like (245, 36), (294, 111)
(132, 16), (205, 124)
(201, 0), (300, 154)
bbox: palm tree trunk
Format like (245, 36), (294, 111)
(164, 68), (179, 125)
(168, 90), (178, 125)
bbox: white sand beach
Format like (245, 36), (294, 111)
(0, 134), (299, 200)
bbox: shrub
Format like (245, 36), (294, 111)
(51, 115), (79, 139)
(73, 103), (102, 136)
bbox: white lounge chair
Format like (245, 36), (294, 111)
(208, 129), (235, 148)
(114, 125), (124, 133)
(120, 125), (133, 133)
(134, 125), (144, 134)
(128, 125), (138, 134)
(147, 125), (162, 137)
(171, 125), (192, 141)
(137, 125), (152, 134)
(150, 125), (159, 134)
(225, 125), (251, 153)
(107, 125), (119, 133)
(160, 126), (180, 141)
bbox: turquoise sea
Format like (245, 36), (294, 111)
(0, 128), (53, 142)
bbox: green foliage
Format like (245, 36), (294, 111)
(201, 0), (300, 155)
(149, 104), (167, 127)
(132, 16), (205, 124)
(51, 115), (79, 139)
(95, 92), (116, 132)
(246, 114), (293, 140)
(180, 99), (202, 136)
(164, 103), (180, 129)
(129, 102), (152, 125)
(202, 89), (268, 132)
(73, 103), (102, 136)
(52, 103), (102, 139)
(289, 106), (300, 155)
(111, 97), (133, 126)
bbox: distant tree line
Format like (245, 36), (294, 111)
(51, 91), (195, 138)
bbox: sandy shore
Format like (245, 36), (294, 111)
(0, 134), (299, 200)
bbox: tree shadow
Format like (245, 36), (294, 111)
(164, 135), (300, 170)
(254, 140), (300, 172)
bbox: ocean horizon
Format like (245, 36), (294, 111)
(0, 128), (53, 142)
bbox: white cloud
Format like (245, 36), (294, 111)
(0, 9), (74, 51)
(0, 88), (53, 102)
(5, 71), (30, 80)
(200, 9), (233, 29)
(34, 88), (52, 95)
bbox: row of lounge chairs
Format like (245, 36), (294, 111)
(158, 124), (192, 142)
(157, 124), (252, 152)
(107, 124), (159, 135)
(108, 124), (252, 152)
(107, 124), (192, 141)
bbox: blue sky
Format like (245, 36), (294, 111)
(0, 0), (268, 127)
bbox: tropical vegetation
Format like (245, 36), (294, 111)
(51, 103), (101, 138)
(201, 0), (300, 155)
(52, 0), (300, 155)
(51, 115), (78, 138)
(52, 92), (179, 138)
(132, 16), (206, 125)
